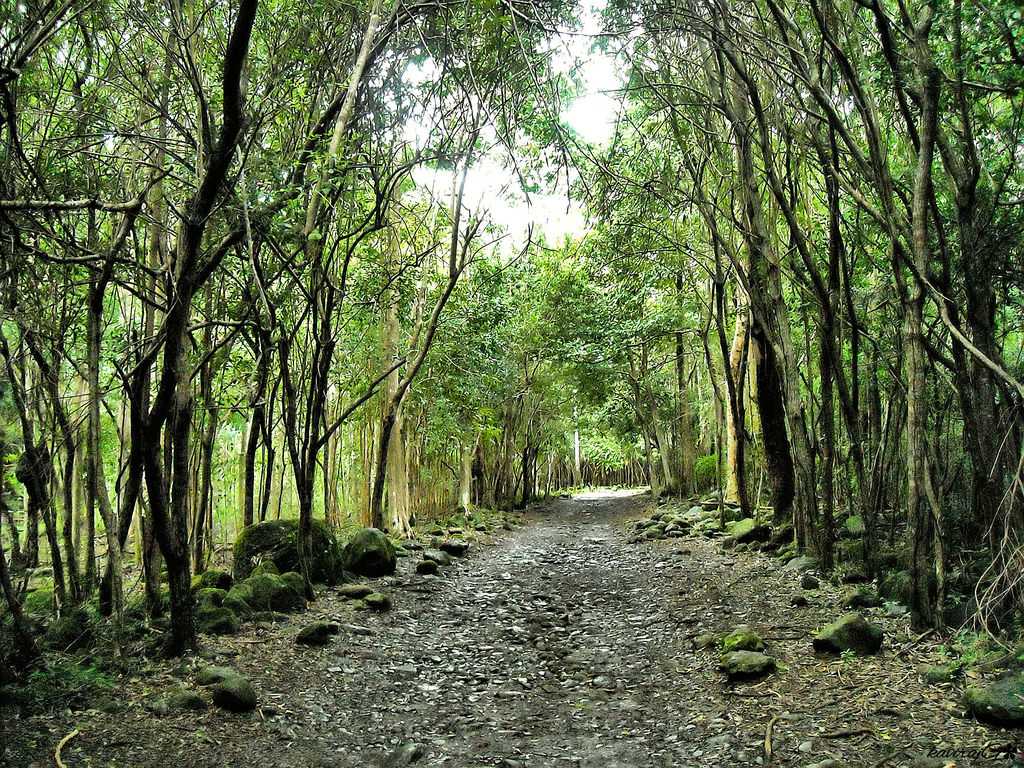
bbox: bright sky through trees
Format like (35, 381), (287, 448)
(407, 2), (617, 247)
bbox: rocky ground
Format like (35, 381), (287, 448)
(2, 490), (1018, 767)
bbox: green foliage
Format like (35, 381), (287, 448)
(693, 455), (719, 494)
(13, 659), (114, 712)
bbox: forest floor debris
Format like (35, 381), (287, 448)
(1, 490), (1018, 767)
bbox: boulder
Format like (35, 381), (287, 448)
(223, 584), (253, 616)
(225, 572), (306, 615)
(197, 665), (237, 685)
(338, 583), (374, 599)
(196, 666), (256, 712)
(280, 571), (307, 595)
(783, 555), (818, 572)
(727, 518), (771, 545)
(211, 675), (257, 713)
(813, 613), (883, 655)
(966, 674), (1024, 726)
(719, 651), (776, 681)
(165, 687), (207, 712)
(233, 518), (342, 584)
(694, 632), (718, 650)
(194, 587), (227, 609)
(196, 606), (240, 635)
(382, 742), (426, 766)
(191, 569), (233, 592)
(342, 528), (397, 577)
(777, 544), (799, 563)
(920, 664), (956, 684)
(249, 572), (306, 612)
(722, 625), (765, 653)
(841, 586), (881, 609)
(415, 559), (439, 575)
(364, 592), (393, 612)
(423, 549), (453, 566)
(295, 621), (340, 646)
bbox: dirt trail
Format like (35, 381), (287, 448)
(8, 491), (1010, 767)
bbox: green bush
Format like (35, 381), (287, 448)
(13, 659), (114, 712)
(694, 454), (719, 493)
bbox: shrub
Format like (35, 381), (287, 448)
(694, 454), (719, 494)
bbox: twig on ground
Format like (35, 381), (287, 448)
(55, 728), (79, 768)
(764, 714), (781, 760)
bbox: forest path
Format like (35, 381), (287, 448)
(42, 490), (1001, 767)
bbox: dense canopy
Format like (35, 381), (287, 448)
(1, 0), (1023, 762)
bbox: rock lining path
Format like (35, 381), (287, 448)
(10, 490), (1010, 767)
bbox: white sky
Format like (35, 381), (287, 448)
(406, 2), (620, 249)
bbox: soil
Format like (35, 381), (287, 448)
(1, 490), (1015, 767)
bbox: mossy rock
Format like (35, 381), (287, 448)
(342, 528), (397, 577)
(233, 518), (342, 584)
(813, 613), (883, 656)
(782, 554), (817, 572)
(719, 650), (776, 681)
(165, 687), (207, 712)
(223, 584), (254, 617)
(726, 518), (770, 545)
(338, 583), (373, 599)
(295, 621), (340, 646)
(694, 632), (718, 650)
(191, 569), (233, 592)
(125, 587), (171, 621)
(196, 606), (240, 636)
(966, 674), (1024, 726)
(439, 539), (470, 557)
(841, 586), (882, 609)
(722, 625), (765, 653)
(197, 665), (237, 686)
(280, 571), (306, 596)
(364, 592), (392, 612)
(243, 573), (306, 613)
(194, 587), (227, 609)
(415, 559), (439, 575)
(920, 664), (956, 685)
(211, 674), (257, 713)
(422, 549), (453, 566)
(44, 608), (94, 652)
